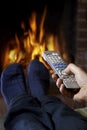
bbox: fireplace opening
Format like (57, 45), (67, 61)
(0, 0), (77, 74)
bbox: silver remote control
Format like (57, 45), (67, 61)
(42, 50), (80, 89)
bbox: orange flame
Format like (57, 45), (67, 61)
(3, 7), (62, 69)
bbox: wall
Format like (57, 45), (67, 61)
(75, 0), (87, 71)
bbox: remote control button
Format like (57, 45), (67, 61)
(61, 71), (69, 79)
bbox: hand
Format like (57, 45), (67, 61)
(52, 63), (87, 104)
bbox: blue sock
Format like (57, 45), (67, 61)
(27, 59), (50, 100)
(1, 63), (27, 107)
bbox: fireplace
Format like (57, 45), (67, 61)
(0, 0), (77, 73)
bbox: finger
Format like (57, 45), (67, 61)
(52, 73), (58, 81)
(56, 78), (63, 88)
(59, 84), (75, 98)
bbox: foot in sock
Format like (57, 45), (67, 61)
(1, 63), (27, 107)
(27, 59), (50, 100)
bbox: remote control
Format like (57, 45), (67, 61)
(42, 50), (80, 89)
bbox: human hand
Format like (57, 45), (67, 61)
(52, 63), (87, 104)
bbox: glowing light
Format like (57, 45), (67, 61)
(3, 7), (56, 69)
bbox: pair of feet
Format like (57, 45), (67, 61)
(0, 59), (50, 107)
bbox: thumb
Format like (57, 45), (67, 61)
(64, 63), (80, 75)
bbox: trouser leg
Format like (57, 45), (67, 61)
(0, 62), (53, 130)
(4, 94), (53, 130)
(41, 96), (87, 130)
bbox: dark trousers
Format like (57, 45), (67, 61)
(4, 94), (87, 130)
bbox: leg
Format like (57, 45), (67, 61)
(5, 95), (53, 130)
(1, 63), (53, 130)
(28, 60), (87, 130)
(41, 96), (87, 130)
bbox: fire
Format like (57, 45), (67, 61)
(2, 7), (69, 70)
(7, 7), (55, 68)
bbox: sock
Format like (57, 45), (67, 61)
(27, 59), (50, 100)
(1, 63), (27, 106)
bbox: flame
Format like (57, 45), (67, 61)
(2, 7), (61, 69)
(26, 7), (55, 63)
(39, 7), (46, 43)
